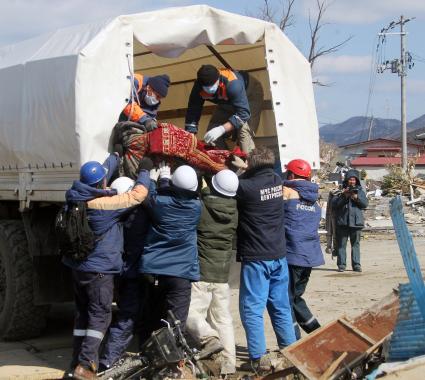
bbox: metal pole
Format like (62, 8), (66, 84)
(400, 15), (407, 172)
(367, 116), (374, 141)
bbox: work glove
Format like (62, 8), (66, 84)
(158, 161), (171, 179)
(150, 168), (160, 182)
(143, 118), (158, 132)
(231, 156), (248, 170)
(138, 157), (154, 172)
(204, 125), (226, 145)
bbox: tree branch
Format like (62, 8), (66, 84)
(308, 0), (352, 71)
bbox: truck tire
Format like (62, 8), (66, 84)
(0, 220), (49, 340)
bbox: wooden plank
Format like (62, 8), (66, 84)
(339, 318), (377, 345)
(283, 319), (374, 380)
(319, 352), (347, 380)
(390, 195), (425, 319)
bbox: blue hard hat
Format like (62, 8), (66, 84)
(80, 161), (108, 186)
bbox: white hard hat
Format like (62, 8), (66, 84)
(172, 165), (198, 191)
(212, 169), (239, 197)
(110, 177), (135, 194)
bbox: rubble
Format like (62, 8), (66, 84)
(270, 195), (425, 380)
(281, 293), (398, 380)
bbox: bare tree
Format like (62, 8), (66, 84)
(256, 0), (352, 84)
(317, 139), (340, 179)
(307, 0), (352, 70)
(319, 139), (339, 166)
(258, 0), (296, 31)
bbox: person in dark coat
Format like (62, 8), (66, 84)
(283, 159), (324, 340)
(138, 163), (201, 343)
(185, 64), (263, 153)
(186, 169), (239, 376)
(237, 147), (296, 373)
(332, 169), (368, 272)
(63, 155), (151, 380)
(99, 183), (150, 371)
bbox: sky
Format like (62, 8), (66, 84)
(1, 0), (424, 126)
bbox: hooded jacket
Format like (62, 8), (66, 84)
(197, 187), (238, 283)
(283, 179), (324, 267)
(332, 169), (368, 229)
(62, 154), (150, 274)
(139, 179), (202, 281)
(236, 166), (286, 262)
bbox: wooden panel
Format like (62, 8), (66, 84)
(284, 319), (375, 380)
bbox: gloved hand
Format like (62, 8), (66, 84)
(204, 125), (226, 145)
(150, 168), (160, 182)
(158, 161), (171, 179)
(231, 155), (248, 169)
(143, 118), (158, 132)
(138, 157), (154, 172)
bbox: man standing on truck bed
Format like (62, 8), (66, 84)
(185, 64), (263, 153)
(121, 73), (170, 131)
(62, 154), (152, 380)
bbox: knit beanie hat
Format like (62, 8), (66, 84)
(197, 65), (220, 86)
(147, 74), (170, 97)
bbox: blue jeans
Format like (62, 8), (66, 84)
(239, 258), (296, 359)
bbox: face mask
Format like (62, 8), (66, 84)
(144, 94), (159, 106)
(202, 80), (219, 94)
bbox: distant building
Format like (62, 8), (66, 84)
(339, 138), (424, 159)
(341, 138), (425, 180)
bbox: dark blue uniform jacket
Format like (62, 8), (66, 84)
(283, 180), (324, 267)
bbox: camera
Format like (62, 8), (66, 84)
(347, 185), (359, 194)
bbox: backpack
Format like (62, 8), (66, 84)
(55, 201), (96, 261)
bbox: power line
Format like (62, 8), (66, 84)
(355, 35), (380, 146)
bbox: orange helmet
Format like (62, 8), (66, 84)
(286, 159), (312, 178)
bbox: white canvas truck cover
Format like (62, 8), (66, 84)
(0, 5), (319, 170)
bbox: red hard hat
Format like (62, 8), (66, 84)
(286, 159), (312, 178)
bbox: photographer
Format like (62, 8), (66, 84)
(332, 169), (368, 272)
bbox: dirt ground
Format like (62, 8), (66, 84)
(1, 235), (424, 379)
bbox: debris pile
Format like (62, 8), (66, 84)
(381, 165), (412, 196)
(263, 196), (425, 380)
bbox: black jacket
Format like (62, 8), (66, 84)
(236, 166), (286, 262)
(333, 169), (368, 229)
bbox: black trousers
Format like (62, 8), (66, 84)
(288, 265), (320, 339)
(139, 274), (191, 345)
(71, 270), (114, 371)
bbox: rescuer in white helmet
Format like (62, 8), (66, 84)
(185, 169), (239, 376)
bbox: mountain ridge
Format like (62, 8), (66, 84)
(320, 114), (425, 146)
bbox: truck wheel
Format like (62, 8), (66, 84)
(0, 220), (49, 340)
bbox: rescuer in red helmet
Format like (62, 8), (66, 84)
(283, 159), (324, 340)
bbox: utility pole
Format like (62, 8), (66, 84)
(400, 16), (407, 172)
(377, 16), (414, 172)
(367, 116), (374, 141)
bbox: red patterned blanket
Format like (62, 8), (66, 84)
(116, 122), (245, 177)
